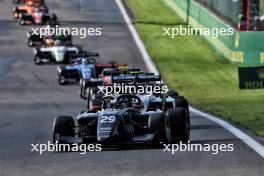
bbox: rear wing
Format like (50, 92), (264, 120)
(102, 68), (143, 75)
(95, 63), (128, 77)
(112, 73), (161, 83)
(69, 51), (99, 64)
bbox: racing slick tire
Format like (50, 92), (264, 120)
(33, 55), (42, 65)
(174, 96), (189, 112)
(57, 67), (68, 85)
(174, 96), (190, 127)
(19, 18), (25, 25)
(165, 108), (190, 143)
(53, 116), (75, 144)
(27, 39), (35, 47)
(167, 90), (179, 99)
(86, 88), (91, 109)
(12, 8), (19, 19)
(79, 79), (86, 99)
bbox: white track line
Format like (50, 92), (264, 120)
(115, 0), (264, 158)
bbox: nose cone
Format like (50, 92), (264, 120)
(55, 47), (66, 62)
(97, 112), (119, 143)
(97, 131), (112, 142)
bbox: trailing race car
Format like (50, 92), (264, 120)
(85, 72), (158, 110)
(13, 3), (57, 25)
(53, 94), (190, 146)
(27, 32), (72, 47)
(57, 52), (99, 85)
(79, 63), (128, 99)
(33, 41), (82, 65)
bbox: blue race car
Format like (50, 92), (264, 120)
(56, 52), (98, 85)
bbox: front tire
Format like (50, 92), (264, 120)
(53, 116), (75, 144)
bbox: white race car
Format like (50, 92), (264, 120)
(33, 42), (81, 65)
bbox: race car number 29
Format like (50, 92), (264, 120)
(100, 116), (116, 123)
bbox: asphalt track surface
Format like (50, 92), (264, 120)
(0, 0), (263, 175)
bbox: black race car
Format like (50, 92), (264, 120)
(53, 94), (190, 146)
(85, 72), (159, 111)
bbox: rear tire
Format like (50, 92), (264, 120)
(19, 18), (25, 25)
(57, 68), (68, 85)
(53, 116), (75, 144)
(79, 79), (86, 99)
(57, 75), (67, 85)
(165, 108), (190, 143)
(167, 91), (179, 99)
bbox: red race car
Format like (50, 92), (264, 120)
(13, 2), (57, 25)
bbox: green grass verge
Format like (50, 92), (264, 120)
(126, 0), (264, 136)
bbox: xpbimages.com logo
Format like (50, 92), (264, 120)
(31, 141), (102, 154)
(163, 25), (234, 39)
(30, 25), (102, 38)
(97, 83), (169, 95)
(163, 141), (234, 155)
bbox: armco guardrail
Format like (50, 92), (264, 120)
(194, 0), (240, 25)
(164, 0), (264, 65)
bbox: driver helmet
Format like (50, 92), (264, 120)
(118, 96), (131, 108)
(44, 35), (54, 45)
(104, 96), (116, 109)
